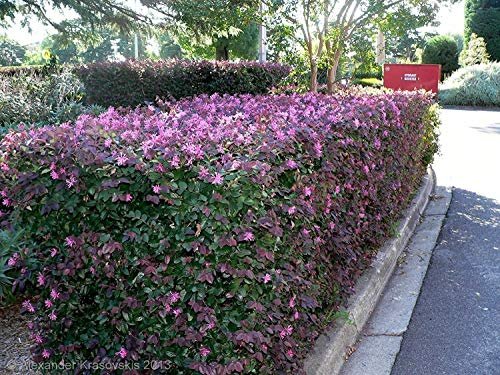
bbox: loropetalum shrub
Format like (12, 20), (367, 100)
(74, 59), (291, 108)
(0, 92), (438, 374)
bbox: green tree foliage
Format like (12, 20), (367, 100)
(422, 35), (459, 79)
(0, 1), (259, 61)
(464, 0), (500, 60)
(0, 36), (26, 66)
(460, 33), (490, 66)
(157, 33), (182, 59)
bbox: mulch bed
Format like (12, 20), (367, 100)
(0, 304), (37, 374)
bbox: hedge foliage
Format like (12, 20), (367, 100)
(74, 60), (291, 107)
(422, 35), (459, 79)
(0, 92), (438, 374)
(440, 62), (500, 106)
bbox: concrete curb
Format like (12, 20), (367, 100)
(304, 169), (435, 375)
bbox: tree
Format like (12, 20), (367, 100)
(264, 0), (459, 92)
(459, 33), (490, 66)
(0, 36), (26, 66)
(1, 0), (260, 61)
(422, 35), (459, 79)
(464, 0), (500, 60)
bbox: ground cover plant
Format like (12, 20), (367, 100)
(0, 91), (438, 374)
(74, 60), (292, 108)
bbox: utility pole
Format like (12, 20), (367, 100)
(134, 0), (139, 59)
(258, 1), (267, 63)
(134, 33), (139, 59)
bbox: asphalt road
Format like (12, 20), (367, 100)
(392, 108), (500, 375)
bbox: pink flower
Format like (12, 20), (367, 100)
(42, 349), (51, 359)
(116, 153), (128, 166)
(124, 193), (133, 202)
(363, 165), (370, 173)
(22, 300), (35, 313)
(212, 173), (224, 185)
(116, 347), (127, 359)
(37, 273), (46, 286)
(169, 292), (181, 303)
(242, 231), (254, 241)
(50, 288), (60, 300)
(263, 273), (272, 284)
(285, 160), (298, 169)
(65, 236), (76, 248)
(65, 175), (77, 188)
(287, 206), (296, 215)
(198, 166), (210, 179)
(286, 349), (294, 358)
(173, 308), (181, 317)
(171, 155), (180, 168)
(152, 185), (162, 194)
(48, 311), (57, 321)
(44, 299), (53, 308)
(7, 253), (19, 267)
(2, 198), (11, 206)
(0, 162), (9, 171)
(34, 334), (43, 343)
(104, 139), (112, 147)
(50, 248), (58, 257)
(200, 347), (211, 357)
(304, 186), (313, 197)
(280, 325), (293, 339)
(289, 296), (296, 308)
(50, 170), (59, 180)
(293, 311), (300, 320)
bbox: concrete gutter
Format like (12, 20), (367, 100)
(305, 169), (436, 375)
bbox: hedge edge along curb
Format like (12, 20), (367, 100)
(305, 168), (435, 375)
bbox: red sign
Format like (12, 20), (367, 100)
(383, 64), (441, 93)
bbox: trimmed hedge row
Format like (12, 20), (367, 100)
(0, 92), (438, 374)
(74, 60), (291, 107)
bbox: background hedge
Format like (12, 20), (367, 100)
(1, 91), (438, 374)
(74, 60), (291, 107)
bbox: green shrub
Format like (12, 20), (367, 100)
(422, 35), (459, 79)
(352, 77), (383, 88)
(439, 62), (500, 106)
(0, 68), (87, 129)
(460, 33), (491, 66)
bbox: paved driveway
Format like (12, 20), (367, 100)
(392, 108), (500, 375)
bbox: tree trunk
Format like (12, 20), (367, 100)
(310, 60), (318, 93)
(327, 48), (342, 94)
(215, 44), (229, 61)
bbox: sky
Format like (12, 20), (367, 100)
(3, 1), (466, 47)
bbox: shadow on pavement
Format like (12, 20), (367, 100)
(392, 188), (500, 375)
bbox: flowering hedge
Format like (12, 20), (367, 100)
(0, 92), (439, 374)
(74, 60), (291, 108)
